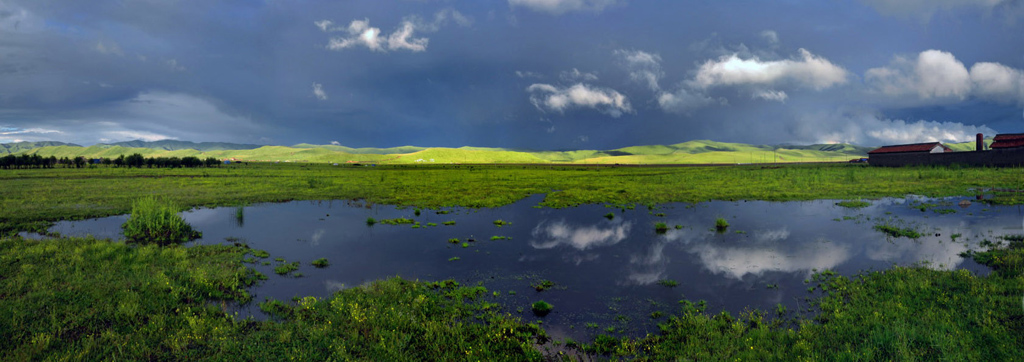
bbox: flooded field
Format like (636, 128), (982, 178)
(38, 195), (1023, 340)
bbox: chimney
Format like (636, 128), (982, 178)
(977, 133), (984, 151)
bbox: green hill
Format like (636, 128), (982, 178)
(0, 141), (79, 155)
(291, 144), (426, 155)
(9, 139), (882, 165)
(107, 140), (262, 152)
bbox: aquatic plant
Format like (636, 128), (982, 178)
(448, 238), (460, 244)
(365, 217), (376, 226)
(442, 221), (456, 226)
(657, 279), (678, 287)
(490, 235), (509, 240)
(604, 212), (615, 220)
(274, 261), (300, 275)
(835, 200), (870, 209)
(874, 223), (922, 239)
(448, 257), (460, 262)
(654, 222), (668, 234)
(311, 258), (329, 268)
(714, 218), (729, 232)
(121, 196), (201, 246)
(532, 280), (555, 291)
(531, 300), (553, 316)
(493, 219), (511, 227)
(380, 218), (415, 225)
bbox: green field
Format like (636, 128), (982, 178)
(9, 139), (877, 164)
(1, 163), (1023, 360)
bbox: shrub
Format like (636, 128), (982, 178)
(122, 196), (200, 246)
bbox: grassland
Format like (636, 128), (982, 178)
(1, 163), (1023, 360)
(15, 139), (874, 164)
(3, 162), (1024, 235)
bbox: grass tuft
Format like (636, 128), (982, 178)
(121, 196), (200, 245)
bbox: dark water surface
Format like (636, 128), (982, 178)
(39, 195), (1024, 340)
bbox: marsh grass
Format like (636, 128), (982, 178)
(836, 200), (871, 209)
(532, 300), (553, 316)
(657, 279), (678, 287)
(121, 196), (200, 246)
(532, 280), (555, 292)
(311, 258), (329, 268)
(654, 222), (668, 234)
(274, 261), (300, 275)
(874, 223), (922, 239)
(714, 217), (729, 232)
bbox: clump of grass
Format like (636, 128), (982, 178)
(674, 225), (683, 230)
(656, 279), (678, 287)
(531, 300), (553, 316)
(461, 242), (469, 248)
(532, 280), (555, 291)
(874, 223), (922, 239)
(366, 217), (376, 226)
(448, 238), (460, 244)
(654, 222), (669, 234)
(121, 196), (201, 246)
(604, 212), (615, 220)
(380, 218), (415, 225)
(493, 219), (511, 227)
(448, 256), (460, 262)
(311, 258), (329, 268)
(274, 261), (300, 275)
(442, 221), (456, 226)
(426, 222), (437, 227)
(251, 249), (270, 258)
(836, 200), (871, 209)
(490, 235), (509, 240)
(714, 217), (729, 232)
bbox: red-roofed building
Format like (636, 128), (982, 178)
(868, 142), (952, 155)
(991, 133), (1024, 149)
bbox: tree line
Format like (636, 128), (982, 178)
(1, 153), (223, 169)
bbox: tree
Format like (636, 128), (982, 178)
(73, 156), (86, 169)
(204, 157), (220, 167)
(125, 153), (145, 168)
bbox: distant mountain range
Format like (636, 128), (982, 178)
(0, 138), (986, 164)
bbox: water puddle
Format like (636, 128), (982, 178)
(38, 195), (1024, 340)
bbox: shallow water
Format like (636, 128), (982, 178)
(37, 195), (1024, 340)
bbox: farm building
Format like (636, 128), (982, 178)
(868, 142), (952, 155)
(869, 133), (1024, 167)
(990, 133), (1024, 149)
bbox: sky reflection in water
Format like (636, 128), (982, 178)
(44, 195), (1024, 340)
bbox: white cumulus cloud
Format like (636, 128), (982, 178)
(312, 83), (328, 100)
(527, 83), (632, 117)
(559, 68), (598, 82)
(866, 49), (1024, 106)
(318, 10), (469, 53)
(753, 89), (788, 102)
(509, 0), (622, 14)
(694, 49), (849, 90)
(970, 62), (1024, 105)
(801, 110), (996, 146)
(865, 50), (972, 100)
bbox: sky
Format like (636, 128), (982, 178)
(1, 0), (1023, 149)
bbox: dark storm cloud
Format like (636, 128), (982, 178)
(0, 0), (1021, 148)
